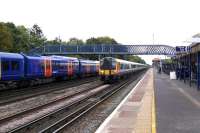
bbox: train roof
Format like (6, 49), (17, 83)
(25, 55), (45, 60)
(50, 55), (79, 61)
(0, 52), (24, 59)
(115, 58), (145, 65)
(102, 57), (146, 66)
(79, 59), (99, 64)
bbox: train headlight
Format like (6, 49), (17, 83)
(100, 70), (104, 74)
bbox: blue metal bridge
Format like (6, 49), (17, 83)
(29, 44), (176, 55)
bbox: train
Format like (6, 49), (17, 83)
(99, 57), (147, 82)
(0, 52), (99, 90)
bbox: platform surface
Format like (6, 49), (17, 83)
(96, 68), (200, 133)
(96, 69), (155, 133)
(155, 71), (200, 133)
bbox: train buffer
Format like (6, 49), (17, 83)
(96, 68), (200, 133)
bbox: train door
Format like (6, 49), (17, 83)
(116, 62), (120, 73)
(86, 64), (90, 75)
(44, 58), (52, 78)
(67, 61), (73, 76)
(96, 64), (99, 74)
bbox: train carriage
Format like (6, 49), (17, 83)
(50, 56), (79, 79)
(23, 55), (45, 79)
(0, 52), (24, 81)
(99, 57), (147, 82)
(79, 59), (99, 77)
(0, 51), (100, 90)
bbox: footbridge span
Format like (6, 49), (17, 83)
(29, 44), (176, 55)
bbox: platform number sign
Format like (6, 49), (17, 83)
(176, 46), (190, 53)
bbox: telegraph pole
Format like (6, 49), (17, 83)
(153, 33), (155, 45)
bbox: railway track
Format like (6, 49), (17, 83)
(0, 72), (143, 133)
(39, 78), (134, 133)
(0, 77), (98, 106)
(1, 75), (135, 133)
(0, 81), (104, 132)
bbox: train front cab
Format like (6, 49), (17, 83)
(99, 57), (119, 82)
(0, 52), (24, 88)
(24, 56), (45, 79)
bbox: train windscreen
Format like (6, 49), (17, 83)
(100, 58), (116, 69)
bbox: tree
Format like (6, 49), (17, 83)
(46, 37), (64, 45)
(0, 23), (47, 52)
(0, 23), (13, 51)
(67, 37), (84, 45)
(3, 23), (32, 52)
(84, 36), (118, 60)
(29, 24), (46, 48)
(5, 22), (22, 52)
(15, 26), (30, 52)
(128, 55), (146, 64)
(30, 24), (43, 38)
(86, 36), (117, 45)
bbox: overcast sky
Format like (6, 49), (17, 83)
(1, 0), (200, 64)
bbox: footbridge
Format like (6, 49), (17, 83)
(29, 44), (176, 55)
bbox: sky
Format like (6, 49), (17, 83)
(1, 0), (200, 64)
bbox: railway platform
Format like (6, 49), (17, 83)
(96, 68), (200, 133)
(96, 68), (155, 133)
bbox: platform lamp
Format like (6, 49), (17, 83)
(160, 57), (163, 73)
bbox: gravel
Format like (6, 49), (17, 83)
(62, 72), (145, 133)
(0, 81), (101, 120)
(0, 84), (109, 133)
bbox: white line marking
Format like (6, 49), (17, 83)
(95, 70), (150, 133)
(176, 87), (200, 108)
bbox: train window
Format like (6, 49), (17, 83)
(11, 61), (20, 71)
(120, 64), (124, 69)
(41, 62), (44, 71)
(131, 65), (134, 68)
(126, 64), (129, 69)
(2, 61), (9, 71)
(128, 64), (131, 69)
(100, 58), (113, 69)
(102, 58), (116, 69)
(60, 63), (65, 69)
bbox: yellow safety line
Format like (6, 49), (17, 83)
(152, 69), (157, 133)
(152, 91), (157, 133)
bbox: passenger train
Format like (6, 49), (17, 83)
(0, 52), (99, 90)
(99, 57), (147, 82)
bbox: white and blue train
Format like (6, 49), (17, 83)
(99, 57), (147, 82)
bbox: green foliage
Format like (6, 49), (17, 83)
(0, 23), (47, 52)
(127, 55), (146, 64)
(46, 37), (64, 45)
(0, 22), (31, 52)
(67, 38), (84, 45)
(29, 24), (46, 47)
(0, 23), (13, 51)
(0, 21), (146, 64)
(14, 26), (30, 52)
(163, 58), (172, 63)
(83, 36), (118, 60)
(86, 36), (117, 45)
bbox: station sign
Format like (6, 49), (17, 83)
(176, 46), (191, 53)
